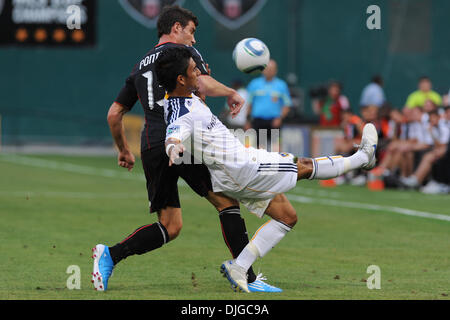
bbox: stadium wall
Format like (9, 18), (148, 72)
(0, 0), (449, 146)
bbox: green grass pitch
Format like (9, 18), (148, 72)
(0, 154), (449, 300)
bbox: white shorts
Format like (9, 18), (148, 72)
(223, 149), (298, 218)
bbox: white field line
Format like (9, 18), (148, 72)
(286, 193), (450, 222)
(0, 191), (146, 199)
(0, 154), (145, 182)
(0, 190), (192, 202)
(2, 154), (448, 222)
(292, 185), (447, 201)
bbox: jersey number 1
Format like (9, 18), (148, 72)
(143, 71), (154, 110)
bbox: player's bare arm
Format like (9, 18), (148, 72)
(107, 102), (135, 171)
(194, 63), (211, 102)
(197, 75), (245, 118)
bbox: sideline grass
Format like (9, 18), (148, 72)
(0, 154), (449, 300)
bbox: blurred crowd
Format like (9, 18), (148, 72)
(312, 75), (450, 194)
(221, 63), (449, 195)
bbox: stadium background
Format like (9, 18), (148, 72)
(1, 0), (450, 302)
(0, 0), (449, 148)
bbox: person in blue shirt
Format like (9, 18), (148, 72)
(359, 75), (386, 108)
(245, 59), (292, 150)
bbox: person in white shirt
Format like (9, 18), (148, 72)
(401, 109), (450, 188)
(155, 47), (378, 293)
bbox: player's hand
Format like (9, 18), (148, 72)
(227, 90), (245, 119)
(168, 143), (186, 166)
(118, 150), (135, 172)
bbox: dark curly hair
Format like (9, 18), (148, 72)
(157, 5), (198, 38)
(155, 47), (192, 93)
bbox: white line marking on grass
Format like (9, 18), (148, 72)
(177, 181), (450, 222)
(4, 154), (446, 222)
(0, 154), (145, 182)
(291, 186), (342, 198)
(292, 185), (448, 201)
(286, 194), (450, 222)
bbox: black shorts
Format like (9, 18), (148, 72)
(252, 117), (276, 148)
(141, 146), (212, 213)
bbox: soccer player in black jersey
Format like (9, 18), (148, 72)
(91, 5), (281, 292)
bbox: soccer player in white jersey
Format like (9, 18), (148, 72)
(155, 47), (378, 293)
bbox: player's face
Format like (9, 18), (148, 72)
(182, 58), (201, 93)
(179, 21), (197, 46)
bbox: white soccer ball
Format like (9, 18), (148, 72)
(232, 38), (270, 74)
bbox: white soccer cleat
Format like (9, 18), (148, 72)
(220, 260), (250, 293)
(359, 123), (378, 170)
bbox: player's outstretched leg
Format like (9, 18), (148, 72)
(221, 220), (292, 293)
(221, 195), (295, 293)
(217, 204), (280, 291)
(304, 123), (378, 180)
(91, 244), (114, 291)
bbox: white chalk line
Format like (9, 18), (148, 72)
(0, 153), (145, 182)
(0, 190), (146, 200)
(291, 185), (449, 201)
(286, 193), (450, 222)
(1, 154), (449, 222)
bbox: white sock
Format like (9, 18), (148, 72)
(235, 220), (291, 271)
(309, 151), (368, 180)
(235, 242), (259, 272)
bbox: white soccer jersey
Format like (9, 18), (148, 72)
(164, 94), (298, 217)
(402, 120), (430, 144)
(431, 119), (450, 145)
(164, 94), (258, 193)
(417, 116), (450, 145)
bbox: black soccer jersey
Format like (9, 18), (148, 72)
(115, 42), (209, 152)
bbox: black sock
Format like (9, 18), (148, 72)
(219, 206), (257, 283)
(109, 222), (169, 265)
